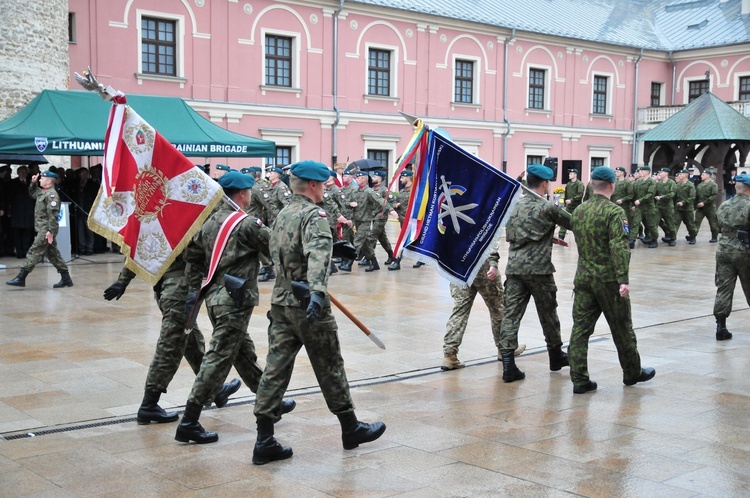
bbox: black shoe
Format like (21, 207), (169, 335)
(332, 257), (342, 263)
(573, 380), (597, 394)
(709, 238), (718, 243)
(413, 261), (425, 268)
(716, 329), (733, 340)
(339, 260), (352, 272)
(53, 271), (74, 288)
(358, 258), (370, 266)
(623, 367), (656, 386)
(384, 255), (395, 265)
(688, 237), (697, 245)
(501, 351), (525, 383)
(214, 378), (241, 408)
(648, 242), (658, 248)
(548, 346), (569, 371)
(258, 269), (276, 282)
(252, 417), (293, 465)
(388, 258), (401, 271)
(339, 413), (386, 450)
(641, 237), (653, 245)
(279, 399), (296, 415)
(137, 391), (179, 424)
(175, 402), (218, 444)
(330, 263), (339, 274)
(6, 268), (29, 287)
(629, 241), (635, 249)
(685, 235), (691, 240)
(668, 241), (676, 246)
(661, 237), (672, 243)
(258, 267), (267, 275)
(365, 257), (380, 272)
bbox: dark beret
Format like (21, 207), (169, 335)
(527, 164), (554, 181)
(216, 164), (232, 172)
(289, 160), (330, 181)
(591, 167), (615, 183)
(400, 170), (414, 177)
(615, 167), (626, 173)
(218, 171), (254, 190)
(372, 170), (386, 178)
(268, 167), (284, 175)
(40, 171), (58, 179)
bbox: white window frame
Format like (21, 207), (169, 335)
(588, 148), (611, 181)
(259, 128), (303, 165)
(364, 43), (399, 99)
(734, 71), (750, 101)
(362, 134), (400, 170)
(261, 29), (302, 92)
(524, 144), (552, 170)
(527, 65), (551, 111)
(591, 72), (613, 115)
(452, 55), (481, 105)
(683, 76), (712, 104)
(136, 10), (185, 83)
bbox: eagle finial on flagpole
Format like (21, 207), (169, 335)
(74, 66), (119, 101)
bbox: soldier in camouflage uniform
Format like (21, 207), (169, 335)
(244, 167), (279, 278)
(498, 164), (571, 382)
(349, 171), (396, 272)
(612, 167), (634, 234)
(370, 170), (397, 265)
(389, 170), (413, 271)
(6, 171), (73, 288)
(336, 167), (359, 271)
(630, 166), (659, 248)
(252, 160), (386, 465)
(176, 171), (295, 444)
(259, 167), (293, 282)
(568, 167), (655, 394)
(695, 168), (719, 243)
(323, 170), (352, 274)
(557, 168), (583, 240)
(674, 169), (698, 244)
(711, 173), (750, 341)
(655, 168), (677, 246)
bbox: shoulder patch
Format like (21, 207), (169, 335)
(256, 218), (263, 227)
(318, 210), (327, 218)
(622, 219), (630, 235)
(50, 201), (57, 207)
(49, 194), (56, 199)
(263, 193), (269, 198)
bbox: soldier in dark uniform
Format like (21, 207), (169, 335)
(370, 170), (397, 266)
(712, 173), (750, 341)
(9, 165), (35, 258)
(259, 167), (292, 282)
(612, 167), (634, 247)
(337, 166), (359, 271)
(349, 171), (396, 272)
(568, 167), (655, 394)
(695, 168), (719, 243)
(6, 171), (73, 288)
(630, 166), (659, 248)
(674, 169), (698, 244)
(557, 168), (583, 240)
(175, 171), (295, 444)
(252, 160), (385, 465)
(655, 168), (677, 246)
(389, 169), (413, 271)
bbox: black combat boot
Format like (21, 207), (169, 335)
(501, 351), (525, 383)
(6, 268), (29, 287)
(174, 402), (218, 444)
(137, 390), (179, 425)
(252, 416), (293, 465)
(716, 315), (732, 341)
(258, 267), (276, 282)
(329, 261), (338, 274)
(384, 250), (395, 265)
(339, 259), (353, 272)
(413, 261), (425, 268)
(548, 346), (569, 371)
(53, 271), (74, 288)
(338, 412), (386, 450)
(388, 257), (401, 271)
(213, 378), (242, 408)
(358, 257), (370, 266)
(365, 257), (380, 272)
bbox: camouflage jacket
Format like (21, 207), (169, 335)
(696, 180), (718, 206)
(30, 182), (61, 233)
(633, 177), (656, 204)
(322, 185), (343, 230)
(717, 193), (750, 253)
(373, 183), (396, 219)
(655, 179), (676, 206)
(265, 180), (292, 222)
(611, 179), (634, 208)
(564, 180), (584, 208)
(270, 193), (333, 307)
(247, 182), (269, 221)
(184, 206), (271, 307)
(338, 183), (357, 219)
(394, 185), (411, 222)
(350, 185), (393, 223)
(505, 194), (571, 275)
(674, 181), (696, 211)
(571, 194), (630, 285)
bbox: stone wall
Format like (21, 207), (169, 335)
(0, 0), (69, 121)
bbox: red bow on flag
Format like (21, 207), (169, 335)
(88, 94), (223, 285)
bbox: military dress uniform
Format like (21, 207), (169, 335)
(674, 174), (698, 243)
(695, 177), (719, 242)
(712, 178), (750, 340)
(557, 177), (583, 239)
(630, 170), (659, 246)
(655, 174), (677, 244)
(568, 167), (654, 394)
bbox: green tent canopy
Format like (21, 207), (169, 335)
(0, 90), (275, 158)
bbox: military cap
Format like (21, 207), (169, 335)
(678, 169), (690, 175)
(218, 170), (254, 190)
(568, 168), (579, 174)
(591, 167), (616, 183)
(400, 170), (414, 177)
(289, 160), (330, 181)
(268, 166), (284, 175)
(40, 170), (58, 179)
(615, 167), (626, 173)
(216, 164), (232, 172)
(660, 168), (670, 173)
(735, 173), (750, 186)
(639, 166), (651, 171)
(354, 171), (369, 177)
(527, 164), (554, 181)
(372, 170), (387, 178)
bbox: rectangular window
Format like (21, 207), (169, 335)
(591, 157), (606, 168)
(265, 35), (292, 87)
(368, 49), (391, 96)
(265, 146), (292, 168)
(528, 69), (545, 109)
(650, 82), (661, 107)
(141, 17), (176, 76)
(689, 80), (709, 102)
(367, 149), (389, 170)
(592, 75), (608, 114)
(68, 12), (76, 43)
(454, 60), (474, 103)
(739, 76), (750, 101)
(526, 155), (544, 168)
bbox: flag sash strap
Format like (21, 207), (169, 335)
(202, 211), (247, 291)
(102, 101), (126, 198)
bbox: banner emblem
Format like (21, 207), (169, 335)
(35, 137), (48, 152)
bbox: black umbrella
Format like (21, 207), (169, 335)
(0, 154), (48, 165)
(347, 158), (384, 171)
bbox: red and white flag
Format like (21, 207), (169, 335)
(88, 95), (223, 285)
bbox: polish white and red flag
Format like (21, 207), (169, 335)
(88, 94), (223, 285)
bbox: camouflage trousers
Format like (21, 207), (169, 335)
(674, 209), (697, 239)
(353, 220), (375, 259)
(657, 203), (676, 239)
(568, 281), (642, 386)
(443, 264), (503, 355)
(375, 220), (393, 255)
(695, 205), (719, 239)
(254, 304), (354, 420)
(629, 203), (658, 242)
(557, 204), (578, 238)
(259, 251), (274, 269)
(499, 274), (562, 353)
(22, 231), (68, 273)
(713, 250), (750, 318)
(187, 304), (263, 405)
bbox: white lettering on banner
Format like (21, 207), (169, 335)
(175, 144), (209, 153)
(209, 144), (248, 154)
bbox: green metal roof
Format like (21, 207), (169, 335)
(639, 92), (750, 143)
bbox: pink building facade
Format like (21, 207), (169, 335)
(67, 0), (750, 185)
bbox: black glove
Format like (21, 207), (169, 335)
(184, 291), (199, 322)
(332, 240), (357, 260)
(306, 292), (325, 322)
(103, 281), (127, 301)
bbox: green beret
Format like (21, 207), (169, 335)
(268, 166), (283, 175)
(240, 168), (252, 175)
(569, 168), (579, 174)
(615, 167), (626, 173)
(527, 164), (554, 181)
(218, 171), (254, 190)
(216, 164), (232, 172)
(639, 166), (651, 171)
(735, 173), (750, 186)
(372, 170), (386, 178)
(40, 171), (58, 179)
(400, 170), (414, 177)
(591, 167), (615, 183)
(290, 160), (330, 181)
(660, 168), (670, 173)
(678, 169), (690, 175)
